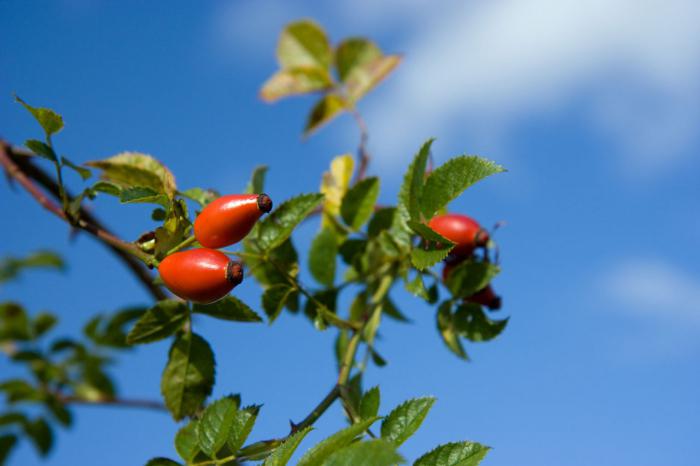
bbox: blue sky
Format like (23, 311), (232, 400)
(2, 1), (700, 465)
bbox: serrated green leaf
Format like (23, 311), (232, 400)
(360, 386), (380, 420)
(246, 238), (299, 287)
(404, 273), (430, 300)
(367, 207), (396, 237)
(346, 55), (401, 102)
(413, 441), (490, 466)
(445, 261), (500, 298)
(277, 19), (332, 70)
(161, 332), (215, 421)
(193, 296), (262, 323)
(393, 139), (434, 246)
(437, 302), (468, 360)
(145, 458), (182, 466)
(304, 94), (346, 136)
(245, 165), (269, 195)
(16, 96), (64, 137)
(411, 246), (451, 271)
(420, 156), (504, 219)
(126, 300), (187, 345)
(262, 284), (295, 323)
(24, 417), (52, 456)
(261, 67), (332, 102)
(119, 186), (169, 205)
(325, 439), (404, 466)
(257, 193), (324, 250)
(308, 228), (337, 287)
(61, 156), (91, 180)
(381, 397), (435, 446)
(175, 420), (200, 462)
(341, 177), (379, 230)
(454, 304), (508, 342)
(0, 434), (18, 464)
(86, 152), (177, 198)
(227, 405), (259, 453)
(197, 397), (237, 458)
(24, 139), (57, 161)
(263, 426), (312, 466)
(297, 416), (380, 466)
(154, 199), (190, 259)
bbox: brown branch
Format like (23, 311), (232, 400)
(350, 108), (370, 183)
(57, 394), (166, 412)
(0, 140), (168, 301)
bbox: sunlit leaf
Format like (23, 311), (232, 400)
(261, 68), (332, 102)
(16, 96), (64, 138)
(277, 20), (332, 70)
(86, 152), (177, 198)
(413, 441), (490, 466)
(304, 94), (346, 136)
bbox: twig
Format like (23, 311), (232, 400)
(349, 108), (370, 183)
(57, 394), (166, 412)
(0, 141), (167, 301)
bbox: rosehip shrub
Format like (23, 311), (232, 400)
(0, 19), (509, 466)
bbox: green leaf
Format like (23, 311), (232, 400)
(61, 156), (91, 180)
(24, 139), (57, 161)
(86, 152), (177, 198)
(154, 199), (190, 259)
(0, 250), (64, 284)
(454, 304), (508, 342)
(193, 296), (262, 323)
(16, 96), (64, 137)
(297, 416), (380, 466)
(304, 94), (346, 136)
(277, 20), (332, 70)
(335, 38), (382, 82)
(45, 395), (72, 426)
(382, 296), (410, 323)
(227, 405), (260, 453)
(261, 68), (332, 102)
(445, 261), (500, 298)
(175, 420), (200, 463)
(262, 284), (295, 323)
(119, 186), (169, 205)
(346, 55), (401, 102)
(308, 228), (338, 287)
(0, 434), (18, 465)
(245, 165), (269, 195)
(91, 180), (122, 197)
(413, 441), (490, 466)
(32, 312), (57, 338)
(420, 156), (504, 219)
(263, 426), (313, 466)
(161, 332), (215, 421)
(0, 379), (38, 404)
(381, 397), (436, 446)
(341, 177), (380, 230)
(367, 207), (396, 237)
(411, 247), (450, 271)
(245, 238), (299, 287)
(197, 397), (237, 458)
(437, 302), (467, 360)
(360, 386), (380, 420)
(145, 458), (183, 466)
(180, 187), (219, 207)
(404, 273), (429, 300)
(319, 154), (354, 228)
(126, 300), (187, 345)
(0, 303), (31, 341)
(257, 193), (324, 250)
(23, 417), (53, 456)
(325, 439), (404, 466)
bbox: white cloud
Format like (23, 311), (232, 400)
(210, 0), (700, 176)
(602, 258), (700, 327)
(363, 0), (700, 174)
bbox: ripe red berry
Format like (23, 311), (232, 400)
(466, 285), (501, 310)
(158, 248), (243, 304)
(428, 214), (489, 257)
(194, 193), (273, 249)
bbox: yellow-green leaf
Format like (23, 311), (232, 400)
(86, 152), (177, 198)
(277, 20), (332, 70)
(261, 67), (332, 102)
(304, 94), (347, 136)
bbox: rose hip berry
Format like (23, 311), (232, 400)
(428, 213), (489, 257)
(194, 193), (273, 249)
(466, 285), (502, 310)
(158, 248), (243, 304)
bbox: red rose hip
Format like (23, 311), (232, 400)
(159, 248), (243, 304)
(428, 213), (489, 257)
(466, 285), (501, 310)
(194, 193), (273, 249)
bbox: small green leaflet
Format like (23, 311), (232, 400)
(245, 165), (269, 195)
(260, 68), (332, 102)
(381, 397), (435, 446)
(61, 156), (91, 180)
(324, 439), (404, 466)
(161, 332), (215, 421)
(197, 397), (237, 458)
(308, 228), (338, 287)
(16, 95), (64, 138)
(192, 296), (262, 323)
(359, 386), (381, 419)
(86, 152), (177, 198)
(0, 250), (64, 284)
(262, 284), (295, 323)
(126, 300), (187, 345)
(420, 156), (504, 219)
(304, 94), (346, 136)
(413, 441), (490, 466)
(340, 177), (380, 231)
(257, 193), (324, 250)
(263, 426), (313, 466)
(24, 139), (56, 161)
(454, 304), (508, 342)
(297, 416), (380, 466)
(436, 302), (468, 360)
(175, 420), (200, 463)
